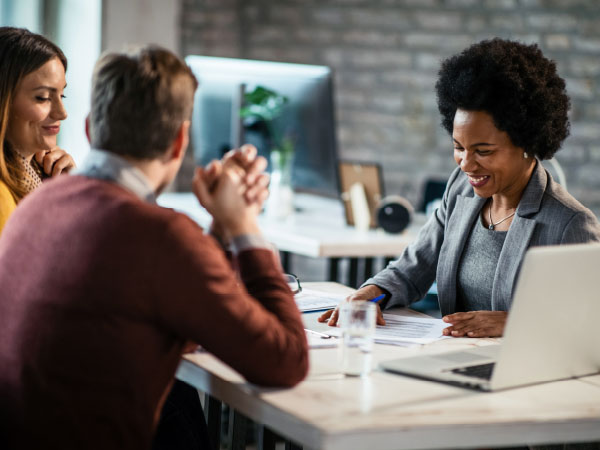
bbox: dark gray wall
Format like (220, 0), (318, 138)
(178, 0), (600, 216)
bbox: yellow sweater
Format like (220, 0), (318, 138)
(0, 179), (17, 234)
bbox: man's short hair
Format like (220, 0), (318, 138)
(89, 45), (198, 159)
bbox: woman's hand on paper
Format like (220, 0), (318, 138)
(318, 284), (386, 327)
(442, 311), (507, 338)
(34, 146), (76, 177)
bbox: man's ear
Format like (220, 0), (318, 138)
(170, 120), (191, 161)
(85, 115), (91, 144)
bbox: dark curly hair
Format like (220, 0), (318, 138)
(435, 38), (570, 160)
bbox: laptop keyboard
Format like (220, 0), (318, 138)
(451, 362), (495, 380)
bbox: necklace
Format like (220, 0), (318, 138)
(488, 199), (516, 230)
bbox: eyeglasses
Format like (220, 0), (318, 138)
(284, 273), (302, 294)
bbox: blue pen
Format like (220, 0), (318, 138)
(369, 294), (385, 303)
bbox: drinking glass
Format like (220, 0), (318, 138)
(338, 301), (376, 377)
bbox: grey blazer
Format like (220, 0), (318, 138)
(366, 161), (600, 316)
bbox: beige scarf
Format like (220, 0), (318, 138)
(17, 153), (44, 193)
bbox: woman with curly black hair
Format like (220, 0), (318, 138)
(321, 38), (600, 337)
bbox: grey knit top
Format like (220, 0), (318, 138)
(455, 215), (507, 312)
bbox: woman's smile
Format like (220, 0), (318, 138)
(466, 174), (490, 187)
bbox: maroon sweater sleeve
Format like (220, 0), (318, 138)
(150, 213), (309, 387)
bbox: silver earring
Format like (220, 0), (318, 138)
(524, 152), (529, 159)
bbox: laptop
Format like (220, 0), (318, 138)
(380, 243), (600, 391)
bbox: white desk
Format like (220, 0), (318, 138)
(158, 192), (423, 258)
(177, 283), (600, 450)
(158, 192), (424, 286)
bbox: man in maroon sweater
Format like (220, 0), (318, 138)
(0, 46), (308, 449)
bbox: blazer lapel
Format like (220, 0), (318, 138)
(437, 194), (486, 316)
(492, 216), (536, 310)
(491, 160), (546, 310)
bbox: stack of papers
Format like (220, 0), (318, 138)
(294, 288), (347, 312)
(321, 313), (450, 347)
(305, 330), (338, 349)
(373, 314), (450, 346)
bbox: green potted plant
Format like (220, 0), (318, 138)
(240, 86), (295, 218)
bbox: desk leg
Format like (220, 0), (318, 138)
(363, 257), (374, 282)
(228, 409), (247, 450)
(348, 257), (359, 288)
(328, 257), (340, 282)
(257, 426), (277, 450)
(203, 393), (221, 450)
(285, 441), (303, 450)
(281, 251), (292, 273)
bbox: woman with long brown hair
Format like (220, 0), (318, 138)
(0, 27), (75, 233)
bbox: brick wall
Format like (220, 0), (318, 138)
(179, 0), (600, 216)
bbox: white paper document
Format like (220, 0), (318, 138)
(374, 314), (450, 345)
(305, 330), (338, 349)
(324, 313), (449, 346)
(294, 288), (347, 312)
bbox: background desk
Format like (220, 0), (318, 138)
(158, 192), (425, 287)
(177, 283), (600, 450)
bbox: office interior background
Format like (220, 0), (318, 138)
(2, 0), (600, 282)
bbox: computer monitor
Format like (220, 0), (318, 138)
(185, 55), (339, 198)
